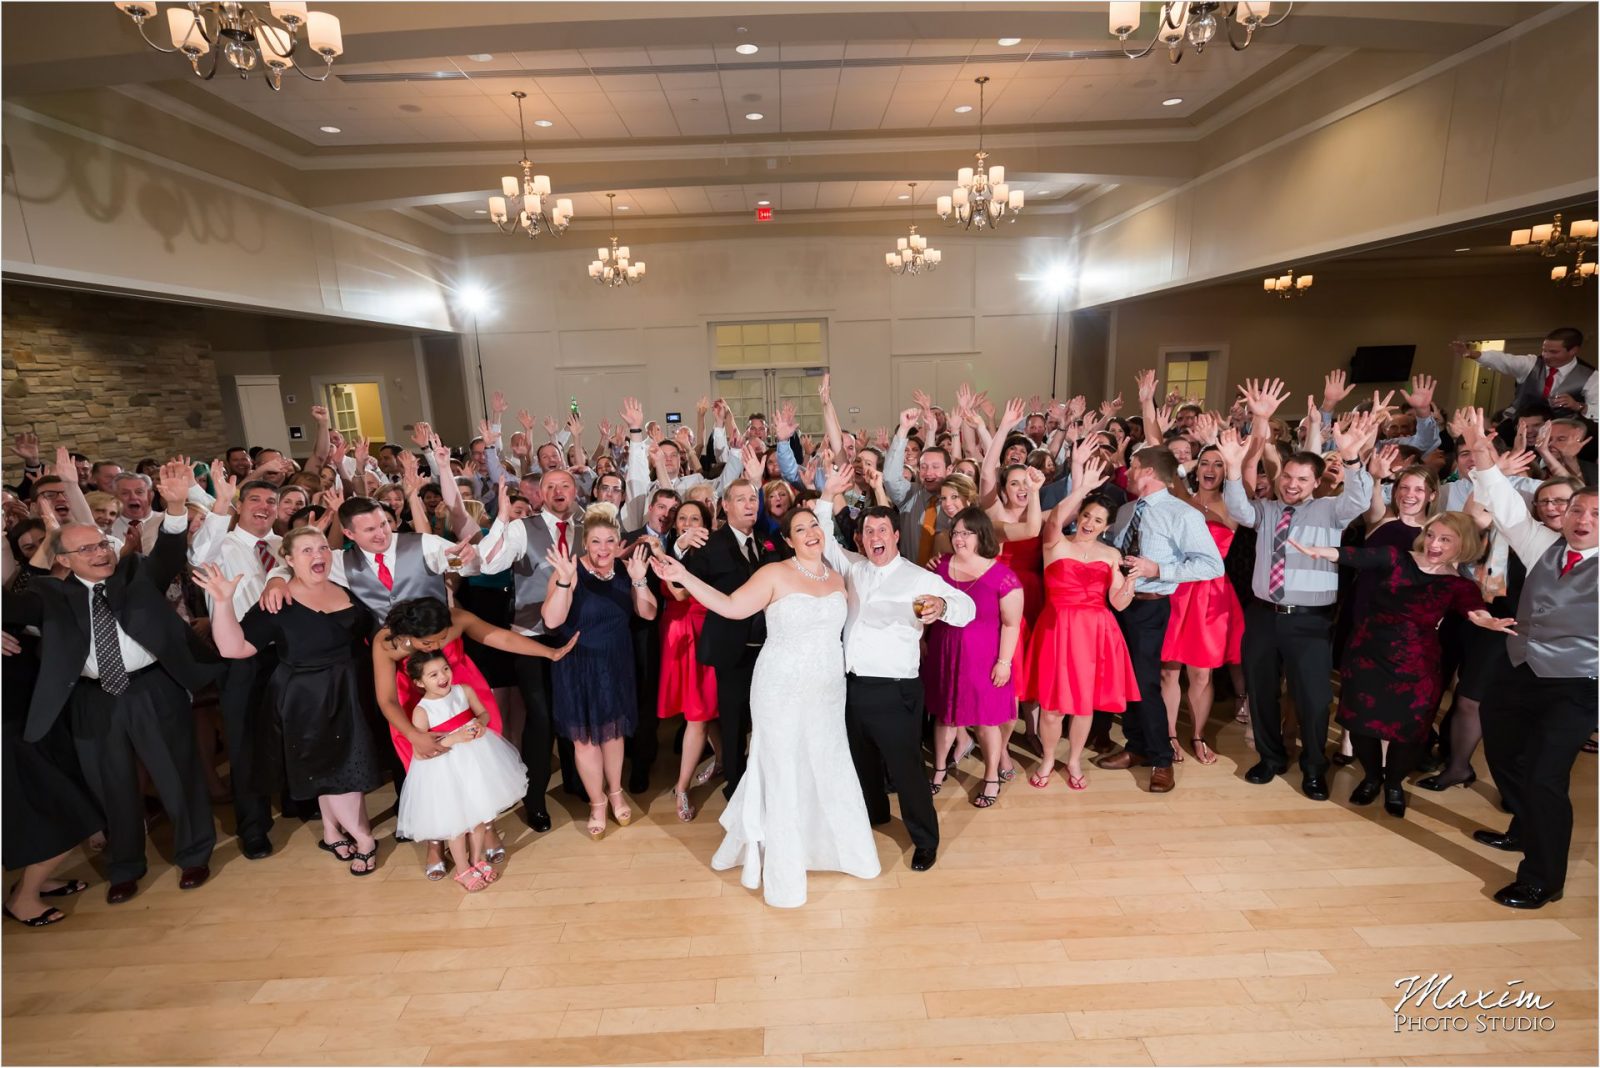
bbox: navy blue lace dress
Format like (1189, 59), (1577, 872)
(550, 565), (639, 744)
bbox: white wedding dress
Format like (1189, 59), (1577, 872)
(711, 590), (882, 907)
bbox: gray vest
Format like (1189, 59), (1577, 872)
(343, 534), (446, 622)
(1509, 540), (1597, 678)
(1513, 357), (1594, 411)
(511, 513), (584, 633)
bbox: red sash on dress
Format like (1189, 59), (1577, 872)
(391, 638), (504, 769)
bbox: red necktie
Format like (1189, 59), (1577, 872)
(1561, 549), (1583, 577)
(1543, 366), (1559, 397)
(375, 551), (395, 591)
(255, 539), (275, 573)
(556, 520), (569, 556)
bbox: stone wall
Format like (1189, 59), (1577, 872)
(3, 283), (227, 484)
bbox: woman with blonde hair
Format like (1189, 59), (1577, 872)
(540, 502), (658, 840)
(1288, 511), (1514, 818)
(926, 474), (978, 560)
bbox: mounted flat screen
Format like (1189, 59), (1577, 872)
(1349, 344), (1416, 383)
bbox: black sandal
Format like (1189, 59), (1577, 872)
(348, 846), (379, 877)
(4, 906), (65, 927)
(38, 880), (88, 899)
(972, 779), (1001, 809)
(929, 762), (955, 796)
(318, 837), (356, 862)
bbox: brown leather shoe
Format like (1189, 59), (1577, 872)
(178, 865), (210, 891)
(1149, 766), (1176, 793)
(106, 880), (139, 905)
(1094, 748), (1146, 770)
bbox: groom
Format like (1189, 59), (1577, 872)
(815, 477), (975, 872)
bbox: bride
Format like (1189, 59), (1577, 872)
(651, 507), (882, 908)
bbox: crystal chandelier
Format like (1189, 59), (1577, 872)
(885, 183), (941, 276)
(488, 92), (573, 239)
(936, 78), (1023, 232)
(1263, 267), (1312, 299)
(588, 195), (646, 288)
(1110, 2), (1290, 63)
(113, 1), (343, 90)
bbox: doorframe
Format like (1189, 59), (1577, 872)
(308, 375), (395, 443)
(1156, 343), (1230, 407)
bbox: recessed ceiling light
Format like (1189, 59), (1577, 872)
(1037, 189), (1052, 195)
(757, 199), (771, 206)
(896, 194), (910, 200)
(735, 43), (759, 55)
(954, 104), (973, 114)
(745, 112), (764, 120)
(1161, 97), (1184, 106)
(1455, 247), (1471, 252)
(532, 119), (554, 127)
(467, 54), (493, 62)
(617, 205), (630, 210)
(474, 209), (487, 214)
(319, 125), (341, 133)
(997, 37), (1023, 46)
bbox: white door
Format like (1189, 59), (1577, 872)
(233, 374), (291, 455)
(712, 367), (827, 435)
(891, 355), (981, 410)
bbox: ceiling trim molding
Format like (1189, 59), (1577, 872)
(110, 83), (307, 170)
(1192, 47), (1356, 138)
(2, 101), (454, 268)
(1078, 2), (1583, 245)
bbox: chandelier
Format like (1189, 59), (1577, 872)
(589, 195), (646, 288)
(1110, 2), (1290, 62)
(885, 183), (941, 276)
(1551, 257), (1596, 287)
(1263, 268), (1312, 299)
(488, 92), (573, 239)
(113, 1), (344, 89)
(1510, 212), (1597, 257)
(936, 78), (1023, 232)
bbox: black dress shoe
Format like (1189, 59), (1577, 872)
(1383, 787), (1406, 818)
(106, 880), (139, 905)
(178, 865), (211, 891)
(1301, 776), (1330, 801)
(1472, 828), (1520, 851)
(1349, 779), (1382, 806)
(627, 773), (650, 796)
(527, 809), (552, 833)
(1493, 881), (1563, 909)
(910, 847), (937, 872)
(1244, 761), (1281, 785)
(240, 837), (274, 861)
(1417, 771), (1476, 792)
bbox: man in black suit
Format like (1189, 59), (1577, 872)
(4, 462), (220, 904)
(681, 477), (789, 799)
(621, 487), (680, 793)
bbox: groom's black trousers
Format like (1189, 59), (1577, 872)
(845, 673), (939, 852)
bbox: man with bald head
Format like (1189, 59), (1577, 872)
(4, 462), (220, 905)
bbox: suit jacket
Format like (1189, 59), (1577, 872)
(4, 525), (220, 741)
(682, 524), (785, 670)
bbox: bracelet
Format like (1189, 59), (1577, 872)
(556, 580), (573, 588)
(631, 579), (648, 588)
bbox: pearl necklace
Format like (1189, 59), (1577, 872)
(790, 558), (830, 582)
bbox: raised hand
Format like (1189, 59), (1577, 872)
(1330, 409), (1378, 456)
(1401, 374), (1436, 414)
(1497, 447), (1538, 479)
(545, 543), (579, 585)
(621, 396), (644, 431)
(696, 395), (711, 417)
(911, 387), (933, 413)
(898, 406), (921, 434)
(1066, 395), (1088, 422)
(352, 436), (372, 471)
(1023, 465), (1047, 492)
(674, 525), (711, 553)
(541, 415), (560, 439)
(1368, 443), (1402, 480)
(773, 401), (798, 443)
(311, 404), (330, 425)
(822, 460), (853, 499)
(428, 432), (450, 467)
(739, 440), (761, 479)
(1321, 369), (1354, 411)
(1241, 377), (1289, 421)
(1215, 427), (1249, 468)
(477, 419), (500, 449)
(624, 544), (652, 582)
(13, 431), (40, 467)
(819, 373), (832, 406)
(1001, 396), (1027, 432)
(158, 460), (194, 511)
(1135, 369), (1159, 404)
(410, 421), (434, 448)
(191, 562), (243, 604)
(212, 459), (238, 507)
(320, 481), (345, 515)
(1192, 411), (1221, 446)
(1100, 393), (1124, 417)
(517, 408), (535, 435)
(491, 390), (509, 418)
(566, 412), (584, 439)
(1077, 455), (1109, 494)
(53, 445), (78, 486)
(1153, 403), (1175, 436)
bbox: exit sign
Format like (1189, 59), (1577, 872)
(755, 206), (772, 221)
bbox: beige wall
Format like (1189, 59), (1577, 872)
(464, 232), (1073, 433)
(1106, 267), (1600, 410)
(1069, 6), (1599, 311)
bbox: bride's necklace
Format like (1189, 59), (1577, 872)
(790, 558), (830, 582)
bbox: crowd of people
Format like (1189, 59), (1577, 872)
(2, 327), (1595, 918)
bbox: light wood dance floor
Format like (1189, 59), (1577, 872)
(4, 719), (1595, 1066)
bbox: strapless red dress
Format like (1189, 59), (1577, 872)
(658, 595), (718, 721)
(392, 638), (504, 770)
(1024, 558), (1140, 716)
(1159, 519), (1244, 668)
(998, 534), (1044, 699)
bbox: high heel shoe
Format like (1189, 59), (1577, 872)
(929, 762), (955, 795)
(675, 790), (696, 823)
(691, 760), (723, 787)
(1416, 770), (1476, 791)
(606, 790), (633, 827)
(586, 802), (608, 841)
(971, 779), (1000, 809)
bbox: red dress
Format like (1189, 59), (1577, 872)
(658, 595), (718, 721)
(1160, 518), (1245, 667)
(1024, 558), (1140, 716)
(392, 639), (504, 770)
(998, 534), (1044, 699)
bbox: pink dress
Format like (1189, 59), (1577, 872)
(658, 595), (718, 721)
(997, 534), (1044, 699)
(392, 639), (504, 770)
(923, 557), (1024, 727)
(1024, 558), (1140, 716)
(1159, 518), (1244, 668)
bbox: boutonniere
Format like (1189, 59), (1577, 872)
(761, 540), (776, 552)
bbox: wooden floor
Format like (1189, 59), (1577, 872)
(4, 716), (1596, 1067)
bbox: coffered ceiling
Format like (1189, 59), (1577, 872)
(0, 2), (1553, 244)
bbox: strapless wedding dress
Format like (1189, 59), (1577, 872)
(711, 590), (882, 907)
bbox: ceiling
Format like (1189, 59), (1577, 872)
(0, 2), (1556, 241)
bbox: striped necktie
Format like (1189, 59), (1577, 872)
(1268, 506), (1296, 602)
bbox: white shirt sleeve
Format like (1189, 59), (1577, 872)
(478, 517), (527, 574)
(189, 510), (231, 564)
(1470, 466), (1558, 567)
(1475, 350), (1535, 383)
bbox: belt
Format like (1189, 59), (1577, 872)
(1132, 592), (1167, 601)
(79, 665), (157, 691)
(1255, 598), (1332, 615)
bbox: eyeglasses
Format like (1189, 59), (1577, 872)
(57, 540), (114, 555)
(1535, 497), (1572, 511)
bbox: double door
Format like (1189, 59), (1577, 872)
(713, 367), (827, 436)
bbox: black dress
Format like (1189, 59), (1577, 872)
(1334, 547), (1485, 745)
(240, 599), (384, 801)
(550, 566), (638, 744)
(2, 629), (103, 871)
